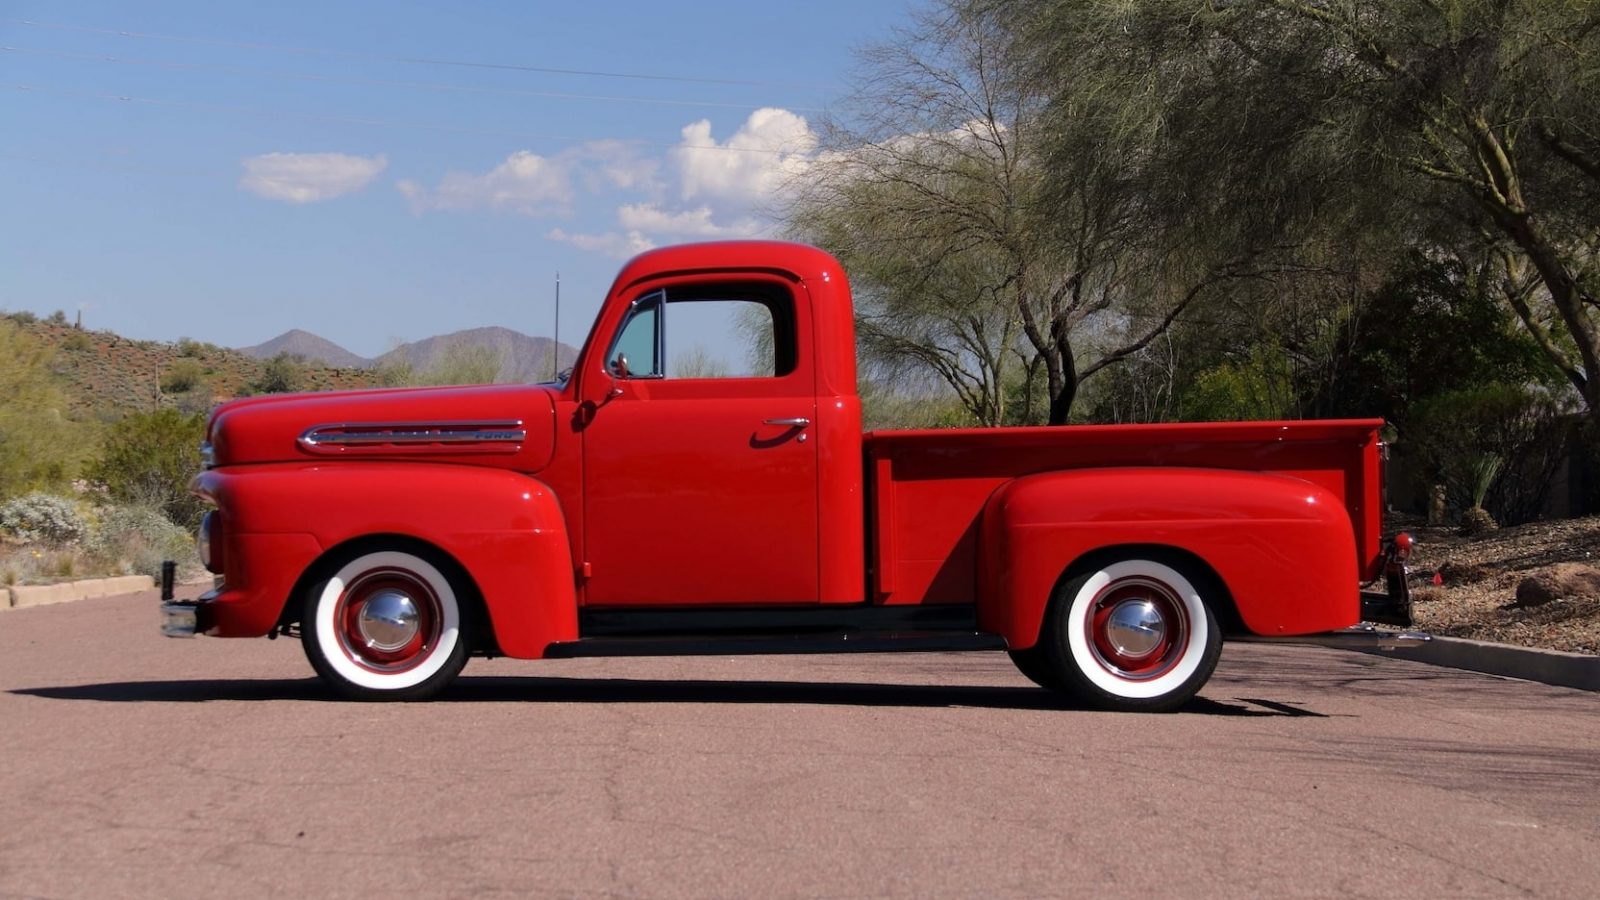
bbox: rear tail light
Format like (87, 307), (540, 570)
(1392, 531), (1414, 561)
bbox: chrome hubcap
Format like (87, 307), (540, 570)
(357, 589), (421, 652)
(1087, 576), (1189, 681)
(1104, 599), (1166, 659)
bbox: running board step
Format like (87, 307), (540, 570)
(544, 631), (1008, 659)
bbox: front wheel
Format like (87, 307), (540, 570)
(301, 548), (470, 701)
(1041, 556), (1222, 713)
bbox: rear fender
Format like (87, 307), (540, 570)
(979, 468), (1359, 649)
(195, 463), (577, 658)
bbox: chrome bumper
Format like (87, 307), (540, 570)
(158, 559), (200, 637)
(161, 601), (199, 637)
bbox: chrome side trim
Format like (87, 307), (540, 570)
(298, 420), (526, 454)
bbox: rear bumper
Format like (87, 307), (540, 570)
(1360, 536), (1414, 628)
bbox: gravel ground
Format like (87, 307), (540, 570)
(1404, 515), (1600, 655)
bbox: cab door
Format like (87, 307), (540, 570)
(580, 275), (819, 605)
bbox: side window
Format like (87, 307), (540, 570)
(609, 285), (797, 380)
(667, 298), (782, 378)
(608, 292), (663, 378)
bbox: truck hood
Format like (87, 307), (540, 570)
(206, 383), (559, 472)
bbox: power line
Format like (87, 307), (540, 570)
(2, 83), (817, 156)
(3, 18), (838, 91)
(0, 45), (828, 114)
(0, 150), (231, 179)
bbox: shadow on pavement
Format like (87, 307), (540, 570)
(11, 676), (1310, 715)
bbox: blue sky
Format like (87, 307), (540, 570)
(0, 1), (916, 357)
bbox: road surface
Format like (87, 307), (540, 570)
(3, 590), (1599, 898)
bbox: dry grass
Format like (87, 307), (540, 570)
(1406, 516), (1600, 655)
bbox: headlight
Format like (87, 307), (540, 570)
(197, 511), (223, 573)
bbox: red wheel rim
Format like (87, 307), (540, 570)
(334, 568), (442, 673)
(1084, 576), (1189, 680)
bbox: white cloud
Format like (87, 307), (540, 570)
(400, 150), (574, 216)
(673, 108), (816, 209)
(239, 152), (387, 204)
(546, 227), (656, 259)
(406, 109), (821, 258)
(616, 203), (756, 238)
(400, 141), (661, 217)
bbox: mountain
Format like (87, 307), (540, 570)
(377, 326), (580, 384)
(238, 330), (372, 369)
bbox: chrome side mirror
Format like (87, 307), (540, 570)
(609, 352), (631, 378)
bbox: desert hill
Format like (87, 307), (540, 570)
(238, 329), (371, 369)
(240, 326), (580, 383)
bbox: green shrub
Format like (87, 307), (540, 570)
(88, 409), (207, 527)
(87, 504), (198, 580)
(0, 493), (88, 545)
(1410, 384), (1572, 525)
(175, 337), (212, 358)
(0, 320), (88, 494)
(250, 352), (306, 394)
(160, 359), (206, 393)
(1179, 345), (1298, 422)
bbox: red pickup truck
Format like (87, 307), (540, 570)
(163, 240), (1412, 711)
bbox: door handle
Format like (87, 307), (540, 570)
(763, 417), (811, 427)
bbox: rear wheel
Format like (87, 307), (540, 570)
(301, 548), (469, 701)
(1041, 555), (1222, 713)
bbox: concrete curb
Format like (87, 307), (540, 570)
(1354, 635), (1600, 692)
(5, 575), (155, 610)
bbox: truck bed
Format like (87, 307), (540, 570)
(864, 420), (1386, 606)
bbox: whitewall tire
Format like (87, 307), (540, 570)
(1043, 556), (1222, 712)
(301, 549), (469, 700)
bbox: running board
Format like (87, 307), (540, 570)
(1233, 623), (1432, 651)
(545, 631), (1007, 659)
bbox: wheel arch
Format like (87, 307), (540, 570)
(205, 462), (579, 657)
(978, 466), (1361, 650)
(1049, 543), (1242, 636)
(281, 533), (498, 653)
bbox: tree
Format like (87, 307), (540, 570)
(0, 320), (87, 495)
(786, 2), (1214, 425)
(420, 340), (503, 385)
(89, 409), (207, 526)
(1004, 0), (1600, 423)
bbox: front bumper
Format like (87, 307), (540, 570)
(157, 560), (216, 637)
(161, 600), (200, 637)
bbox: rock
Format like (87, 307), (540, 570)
(1460, 506), (1499, 535)
(1513, 562), (1600, 608)
(1439, 561), (1496, 585)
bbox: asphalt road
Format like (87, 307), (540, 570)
(3, 590), (1599, 899)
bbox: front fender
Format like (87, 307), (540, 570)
(979, 467), (1359, 650)
(194, 462), (577, 658)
